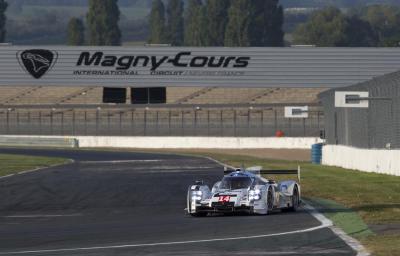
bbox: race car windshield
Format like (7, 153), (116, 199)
(219, 177), (252, 190)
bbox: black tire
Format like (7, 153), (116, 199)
(288, 186), (299, 212)
(190, 212), (207, 217)
(266, 187), (274, 215)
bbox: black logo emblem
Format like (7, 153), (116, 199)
(17, 49), (58, 79)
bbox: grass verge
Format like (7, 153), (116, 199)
(0, 154), (68, 177)
(306, 198), (373, 239)
(361, 234), (400, 256)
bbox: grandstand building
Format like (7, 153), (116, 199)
(1, 46), (400, 138)
(0, 87), (324, 105)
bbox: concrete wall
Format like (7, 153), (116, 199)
(322, 145), (400, 176)
(76, 136), (322, 149)
(0, 136), (78, 148)
(0, 135), (322, 149)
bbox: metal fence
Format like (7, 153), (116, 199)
(319, 71), (400, 149)
(0, 105), (324, 137)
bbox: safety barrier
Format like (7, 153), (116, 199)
(75, 136), (322, 149)
(0, 136), (78, 148)
(311, 143), (323, 164)
(322, 145), (400, 176)
(0, 135), (322, 150)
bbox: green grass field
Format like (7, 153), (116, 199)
(0, 154), (68, 177)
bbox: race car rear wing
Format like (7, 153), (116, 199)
(224, 166), (301, 182)
(260, 167), (301, 182)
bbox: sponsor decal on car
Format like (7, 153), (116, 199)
(218, 196), (231, 203)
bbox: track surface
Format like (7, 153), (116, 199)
(0, 148), (356, 256)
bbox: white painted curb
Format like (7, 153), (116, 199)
(303, 202), (370, 256)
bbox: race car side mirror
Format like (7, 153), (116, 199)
(195, 180), (204, 185)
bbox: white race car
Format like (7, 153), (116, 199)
(187, 166), (301, 216)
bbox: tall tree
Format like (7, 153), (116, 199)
(206, 0), (230, 46)
(67, 18), (85, 45)
(87, 0), (121, 46)
(224, 0), (252, 47)
(293, 7), (378, 47)
(166, 0), (184, 46)
(148, 0), (167, 44)
(249, 0), (284, 46)
(344, 15), (377, 46)
(293, 7), (349, 46)
(184, 0), (207, 46)
(359, 5), (400, 46)
(0, 0), (7, 43)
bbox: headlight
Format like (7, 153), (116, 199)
(192, 191), (202, 196)
(249, 189), (261, 201)
(191, 191), (202, 201)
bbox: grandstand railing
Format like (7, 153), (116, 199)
(0, 103), (324, 137)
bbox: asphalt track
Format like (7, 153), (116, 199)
(0, 148), (356, 256)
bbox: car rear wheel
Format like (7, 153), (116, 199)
(266, 187), (274, 215)
(289, 187), (299, 212)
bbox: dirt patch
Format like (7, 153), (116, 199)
(369, 224), (400, 235)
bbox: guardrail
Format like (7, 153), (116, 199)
(0, 105), (324, 137)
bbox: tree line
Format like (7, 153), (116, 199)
(1, 0), (122, 45)
(148, 0), (284, 47)
(0, 0), (6, 43)
(66, 0), (121, 46)
(293, 5), (400, 47)
(1, 0), (400, 47)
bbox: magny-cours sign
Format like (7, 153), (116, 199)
(1, 46), (400, 88)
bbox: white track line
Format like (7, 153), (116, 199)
(330, 226), (371, 256)
(0, 160), (74, 180)
(0, 221), (331, 255)
(0, 173), (15, 180)
(79, 160), (162, 164)
(302, 200), (370, 256)
(204, 156), (236, 170)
